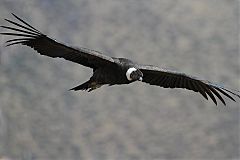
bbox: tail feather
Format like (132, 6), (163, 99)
(69, 81), (90, 91)
(69, 80), (103, 92)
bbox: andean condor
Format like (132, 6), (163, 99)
(1, 13), (239, 105)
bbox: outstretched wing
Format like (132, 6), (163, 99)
(138, 64), (240, 105)
(0, 13), (115, 69)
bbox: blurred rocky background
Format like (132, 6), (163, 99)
(0, 0), (239, 159)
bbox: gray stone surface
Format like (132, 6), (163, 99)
(0, 0), (239, 159)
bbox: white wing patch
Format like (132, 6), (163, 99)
(126, 67), (137, 81)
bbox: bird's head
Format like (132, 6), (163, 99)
(126, 67), (143, 81)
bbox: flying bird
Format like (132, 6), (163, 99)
(1, 13), (239, 105)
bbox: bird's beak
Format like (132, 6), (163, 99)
(139, 77), (143, 81)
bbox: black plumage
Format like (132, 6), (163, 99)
(1, 13), (239, 105)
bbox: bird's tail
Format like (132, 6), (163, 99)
(69, 80), (103, 92)
(69, 80), (90, 91)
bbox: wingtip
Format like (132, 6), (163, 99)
(4, 18), (12, 23)
(219, 99), (226, 106)
(11, 13), (17, 18)
(3, 13), (19, 22)
(213, 101), (217, 106)
(222, 101), (226, 106)
(3, 18), (7, 22)
(11, 13), (21, 21)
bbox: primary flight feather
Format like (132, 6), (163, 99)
(1, 13), (239, 105)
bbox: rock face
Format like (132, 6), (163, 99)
(0, 0), (239, 159)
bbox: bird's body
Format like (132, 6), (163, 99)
(1, 14), (239, 105)
(70, 58), (140, 91)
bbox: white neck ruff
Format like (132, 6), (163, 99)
(126, 67), (137, 81)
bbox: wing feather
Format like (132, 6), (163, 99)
(1, 13), (115, 69)
(138, 64), (239, 105)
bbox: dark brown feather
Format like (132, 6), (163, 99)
(1, 13), (115, 70)
(138, 65), (239, 105)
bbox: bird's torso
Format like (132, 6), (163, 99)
(92, 58), (136, 85)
